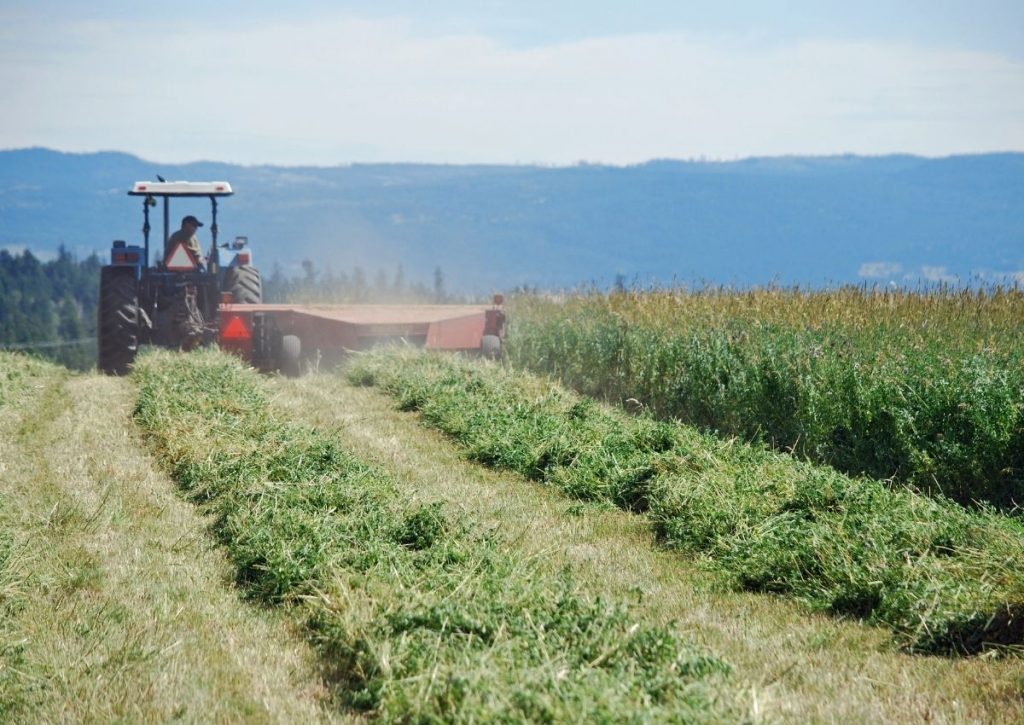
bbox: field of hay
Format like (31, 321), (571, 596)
(348, 348), (1024, 655)
(2, 314), (1023, 721)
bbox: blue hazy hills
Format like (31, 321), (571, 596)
(0, 148), (1021, 291)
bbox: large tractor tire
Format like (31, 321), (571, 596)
(98, 266), (140, 375)
(279, 334), (302, 378)
(481, 334), (502, 360)
(223, 265), (262, 304)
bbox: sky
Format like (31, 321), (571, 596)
(1, 0), (1022, 166)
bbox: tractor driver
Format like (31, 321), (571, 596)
(166, 215), (206, 268)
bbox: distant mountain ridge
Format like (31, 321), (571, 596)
(0, 147), (1021, 291)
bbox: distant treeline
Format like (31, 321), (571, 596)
(264, 261), (452, 304)
(0, 247), (100, 370)
(0, 249), (455, 370)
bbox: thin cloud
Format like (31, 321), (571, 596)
(859, 262), (903, 279)
(917, 266), (960, 283)
(1, 13), (1021, 164)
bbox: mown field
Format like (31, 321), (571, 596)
(2, 341), (1024, 722)
(131, 349), (735, 722)
(508, 287), (1024, 509)
(348, 348), (1024, 655)
(0, 352), (335, 721)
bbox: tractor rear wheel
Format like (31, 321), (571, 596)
(98, 266), (140, 375)
(279, 334), (301, 377)
(223, 265), (262, 304)
(481, 334), (502, 360)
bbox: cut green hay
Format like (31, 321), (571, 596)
(507, 289), (1024, 509)
(346, 348), (1024, 656)
(132, 348), (735, 722)
(0, 354), (56, 717)
(0, 350), (60, 409)
(0, 508), (35, 716)
(0, 352), (63, 625)
(0, 357), (335, 721)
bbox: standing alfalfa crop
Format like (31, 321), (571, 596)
(507, 285), (1024, 508)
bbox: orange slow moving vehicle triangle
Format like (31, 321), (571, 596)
(165, 241), (199, 271)
(220, 314), (251, 341)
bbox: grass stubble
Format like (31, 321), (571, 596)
(0, 352), (335, 722)
(131, 348), (739, 723)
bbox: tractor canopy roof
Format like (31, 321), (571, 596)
(129, 181), (233, 197)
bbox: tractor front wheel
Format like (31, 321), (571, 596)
(98, 266), (140, 375)
(223, 265), (262, 304)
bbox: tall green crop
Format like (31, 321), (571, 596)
(508, 287), (1024, 508)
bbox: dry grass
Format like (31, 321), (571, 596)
(270, 368), (1024, 723)
(0, 354), (340, 723)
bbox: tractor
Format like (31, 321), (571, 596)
(98, 180), (260, 374)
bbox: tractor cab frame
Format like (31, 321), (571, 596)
(128, 180), (233, 272)
(98, 180), (262, 374)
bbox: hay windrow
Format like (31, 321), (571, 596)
(132, 349), (734, 722)
(348, 347), (1024, 655)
